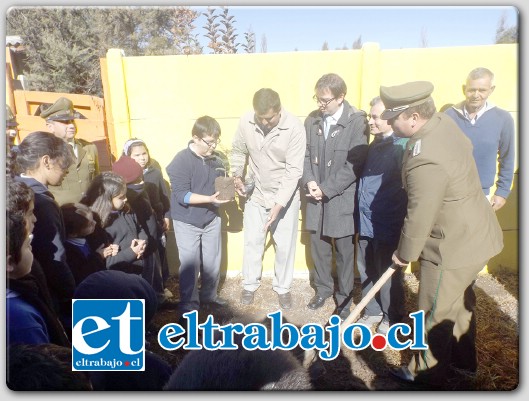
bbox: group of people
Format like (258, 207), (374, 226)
(6, 65), (515, 388)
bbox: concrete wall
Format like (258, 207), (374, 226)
(100, 43), (518, 275)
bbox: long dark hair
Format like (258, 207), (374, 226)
(11, 131), (74, 176)
(81, 172), (127, 227)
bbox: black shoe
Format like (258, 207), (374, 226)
(278, 292), (292, 309)
(389, 366), (415, 383)
(307, 295), (328, 310)
(240, 290), (255, 305)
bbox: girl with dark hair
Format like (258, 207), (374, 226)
(61, 202), (117, 285)
(13, 131), (76, 328)
(123, 138), (172, 295)
(81, 172), (148, 277)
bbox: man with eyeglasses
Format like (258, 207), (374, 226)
(41, 97), (99, 205)
(302, 73), (369, 320)
(231, 88), (306, 310)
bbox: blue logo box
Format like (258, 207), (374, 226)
(72, 299), (145, 371)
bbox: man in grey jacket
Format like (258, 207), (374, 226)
(231, 88), (306, 310)
(302, 73), (369, 320)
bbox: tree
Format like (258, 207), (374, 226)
(6, 7), (204, 96)
(203, 7), (222, 54)
(218, 7), (239, 54)
(352, 35), (362, 49)
(203, 6), (239, 54)
(168, 7), (203, 55)
(321, 41), (329, 51)
(242, 27), (256, 53)
(495, 12), (518, 44)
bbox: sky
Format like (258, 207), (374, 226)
(191, 6), (518, 53)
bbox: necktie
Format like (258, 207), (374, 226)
(324, 115), (332, 140)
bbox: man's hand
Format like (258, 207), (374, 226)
(234, 176), (246, 196)
(490, 195), (507, 211)
(306, 180), (323, 201)
(264, 203), (283, 232)
(392, 251), (409, 268)
(162, 217), (170, 232)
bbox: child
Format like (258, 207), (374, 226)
(61, 202), (118, 285)
(123, 138), (172, 296)
(166, 115), (231, 323)
(7, 182), (70, 346)
(111, 156), (166, 304)
(13, 131), (76, 325)
(81, 172), (146, 275)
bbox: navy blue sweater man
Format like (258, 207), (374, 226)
(445, 67), (515, 211)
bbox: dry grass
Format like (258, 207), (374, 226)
(147, 269), (519, 391)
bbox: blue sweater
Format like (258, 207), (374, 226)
(445, 105), (515, 198)
(358, 134), (408, 244)
(6, 289), (50, 345)
(166, 144), (224, 228)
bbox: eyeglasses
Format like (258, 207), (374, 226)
(313, 95), (336, 107)
(201, 137), (221, 148)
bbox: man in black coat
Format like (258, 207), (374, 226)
(302, 73), (369, 319)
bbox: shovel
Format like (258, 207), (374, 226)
(303, 263), (399, 367)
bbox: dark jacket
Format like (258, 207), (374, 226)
(104, 209), (146, 274)
(358, 134), (408, 244)
(15, 176), (75, 317)
(7, 273), (70, 347)
(144, 164), (171, 223)
(126, 184), (158, 254)
(302, 101), (369, 237)
(64, 239), (106, 286)
(166, 144), (224, 228)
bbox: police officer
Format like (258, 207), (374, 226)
(41, 97), (99, 205)
(381, 81), (504, 384)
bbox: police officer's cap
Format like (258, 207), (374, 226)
(6, 105), (18, 127)
(380, 81), (434, 120)
(40, 97), (80, 121)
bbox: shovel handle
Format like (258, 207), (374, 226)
(341, 263), (398, 328)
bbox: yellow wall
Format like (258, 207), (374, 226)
(101, 43), (518, 275)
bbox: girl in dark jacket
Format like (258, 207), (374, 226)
(81, 172), (146, 275)
(12, 131), (76, 326)
(61, 202), (117, 285)
(123, 138), (172, 294)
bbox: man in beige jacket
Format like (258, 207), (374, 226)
(381, 81), (504, 385)
(231, 88), (306, 310)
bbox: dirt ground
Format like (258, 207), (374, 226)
(147, 268), (519, 391)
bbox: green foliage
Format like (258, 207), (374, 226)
(6, 6), (203, 96)
(203, 6), (239, 54)
(495, 13), (518, 44)
(352, 35), (363, 50)
(242, 28), (256, 53)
